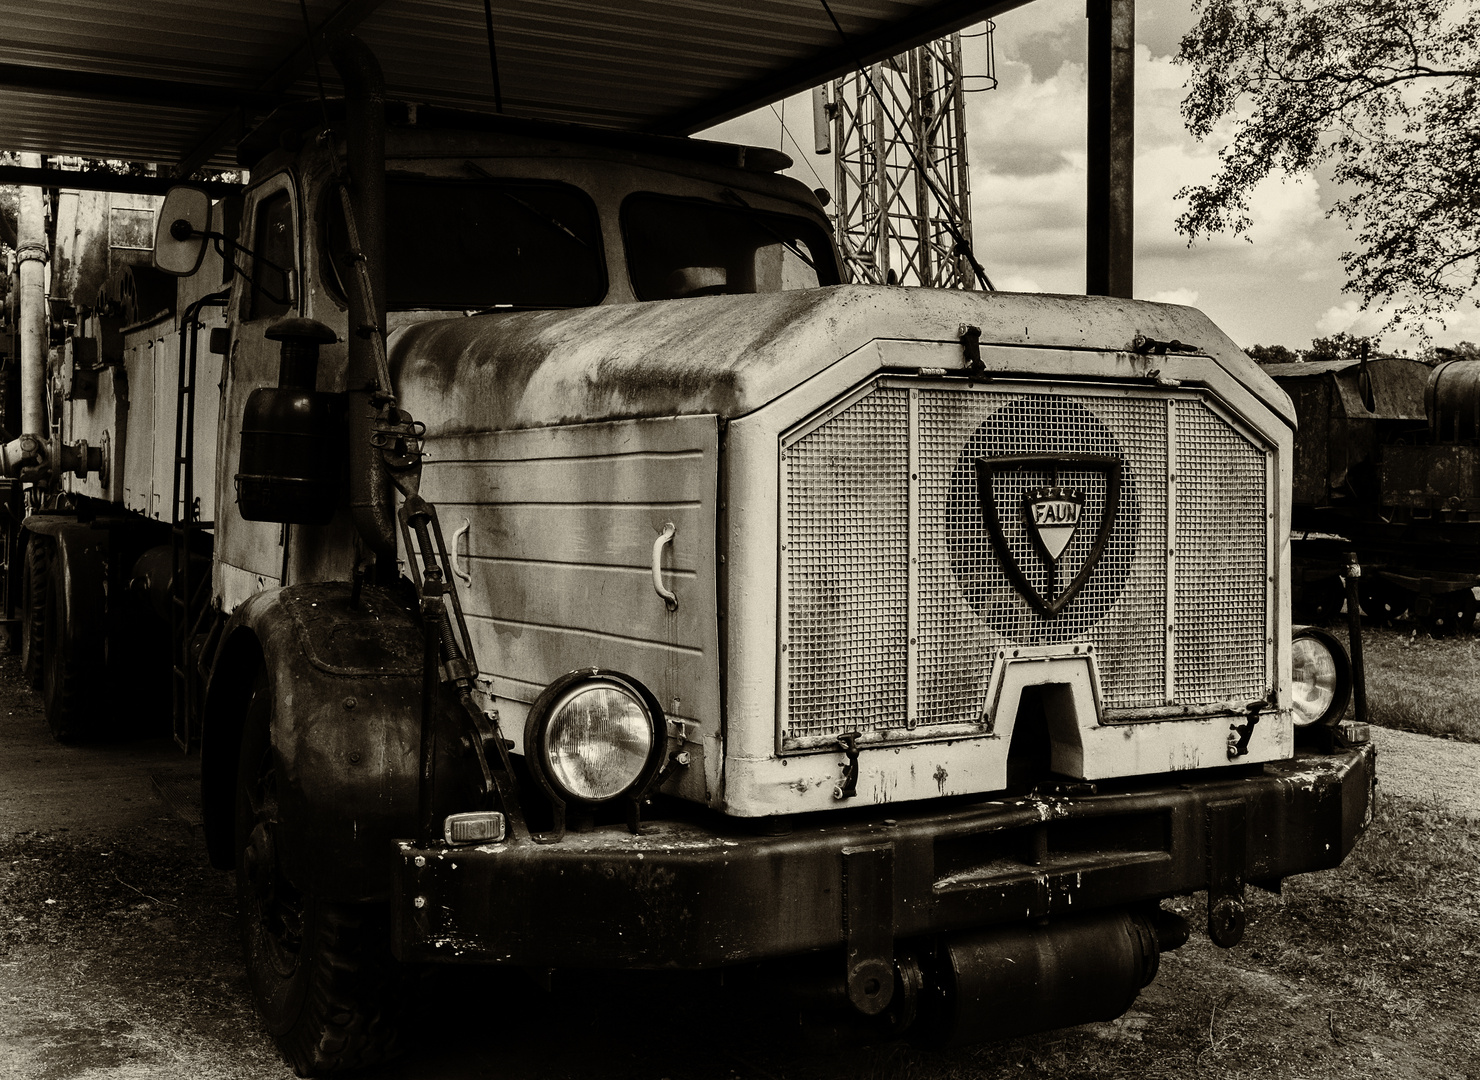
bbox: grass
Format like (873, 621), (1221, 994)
(1323, 622), (1480, 742)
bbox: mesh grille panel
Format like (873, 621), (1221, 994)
(783, 388), (909, 742)
(917, 392), (1167, 721)
(1174, 401), (1269, 703)
(781, 380), (1270, 750)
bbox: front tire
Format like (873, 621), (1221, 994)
(235, 677), (405, 1076)
(19, 536), (50, 690)
(42, 534), (103, 743)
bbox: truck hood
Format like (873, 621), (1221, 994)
(388, 284), (1292, 433)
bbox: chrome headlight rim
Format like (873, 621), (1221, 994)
(1290, 625), (1353, 728)
(524, 669), (667, 809)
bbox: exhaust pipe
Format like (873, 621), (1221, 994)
(329, 34), (398, 580)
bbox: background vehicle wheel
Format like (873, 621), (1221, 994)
(42, 534), (104, 743)
(1419, 589), (1477, 638)
(236, 678), (405, 1076)
(19, 536), (50, 690)
(1359, 577), (1411, 627)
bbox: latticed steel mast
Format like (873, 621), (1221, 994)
(823, 31), (984, 289)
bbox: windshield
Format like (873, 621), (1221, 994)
(622, 193), (837, 301)
(324, 177), (606, 310)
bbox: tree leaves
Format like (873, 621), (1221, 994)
(1175, 0), (1480, 332)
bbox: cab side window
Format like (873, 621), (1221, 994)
(249, 189), (296, 320)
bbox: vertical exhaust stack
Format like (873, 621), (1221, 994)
(329, 34), (399, 581)
(17, 152), (48, 438)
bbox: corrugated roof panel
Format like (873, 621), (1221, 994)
(0, 0), (1018, 173)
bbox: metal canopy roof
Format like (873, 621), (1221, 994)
(0, 0), (1017, 176)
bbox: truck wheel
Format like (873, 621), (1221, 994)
(235, 680), (404, 1076)
(19, 536), (51, 690)
(42, 536), (104, 743)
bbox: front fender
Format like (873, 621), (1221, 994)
(201, 580), (480, 901)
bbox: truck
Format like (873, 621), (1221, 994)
(1, 35), (1375, 1078)
(1268, 353), (1480, 634)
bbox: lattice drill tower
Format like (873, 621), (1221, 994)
(816, 29), (991, 289)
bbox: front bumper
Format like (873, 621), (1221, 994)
(391, 745), (1376, 967)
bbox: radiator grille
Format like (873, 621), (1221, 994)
(782, 388), (909, 742)
(779, 379), (1272, 750)
(1174, 401), (1270, 704)
(917, 393), (1170, 727)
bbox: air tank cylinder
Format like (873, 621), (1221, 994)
(235, 317), (343, 524)
(1427, 360), (1480, 443)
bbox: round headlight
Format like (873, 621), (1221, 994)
(541, 679), (657, 803)
(1290, 626), (1352, 727)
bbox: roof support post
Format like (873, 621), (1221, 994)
(1086, 0), (1133, 298)
(17, 152), (49, 437)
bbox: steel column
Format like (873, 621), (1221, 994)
(16, 152), (48, 438)
(1086, 0), (1134, 298)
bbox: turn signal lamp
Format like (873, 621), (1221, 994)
(443, 811), (506, 846)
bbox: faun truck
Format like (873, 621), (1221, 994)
(2, 36), (1374, 1077)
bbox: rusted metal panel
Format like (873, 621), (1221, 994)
(1379, 444), (1480, 512)
(212, 581), (482, 901)
(392, 743), (1375, 967)
(1282, 378), (1332, 506)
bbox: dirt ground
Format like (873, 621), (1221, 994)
(0, 647), (1476, 1080)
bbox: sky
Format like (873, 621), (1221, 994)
(702, 0), (1480, 353)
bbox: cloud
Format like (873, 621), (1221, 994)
(699, 0), (1374, 351)
(1317, 299), (1480, 352)
(1148, 288), (1200, 306)
(996, 273), (1045, 293)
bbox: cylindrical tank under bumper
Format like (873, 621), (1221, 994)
(919, 908), (1164, 1044)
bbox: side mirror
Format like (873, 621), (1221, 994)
(154, 186), (211, 276)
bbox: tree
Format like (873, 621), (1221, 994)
(1175, 0), (1480, 333)
(1303, 331), (1381, 363)
(1245, 343), (1299, 364)
(1418, 340), (1480, 363)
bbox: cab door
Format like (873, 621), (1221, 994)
(214, 174), (300, 610)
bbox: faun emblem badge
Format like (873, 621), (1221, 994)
(973, 453), (1122, 618)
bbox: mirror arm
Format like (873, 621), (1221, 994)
(209, 235), (295, 307)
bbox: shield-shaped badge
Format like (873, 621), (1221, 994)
(1026, 485), (1084, 562)
(973, 453), (1122, 618)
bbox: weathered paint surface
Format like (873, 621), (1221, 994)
(389, 285), (1292, 434)
(416, 416), (721, 806)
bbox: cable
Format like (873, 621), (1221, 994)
(816, 0), (994, 290)
(296, 0), (331, 128)
(769, 104), (830, 192)
(483, 0), (505, 113)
